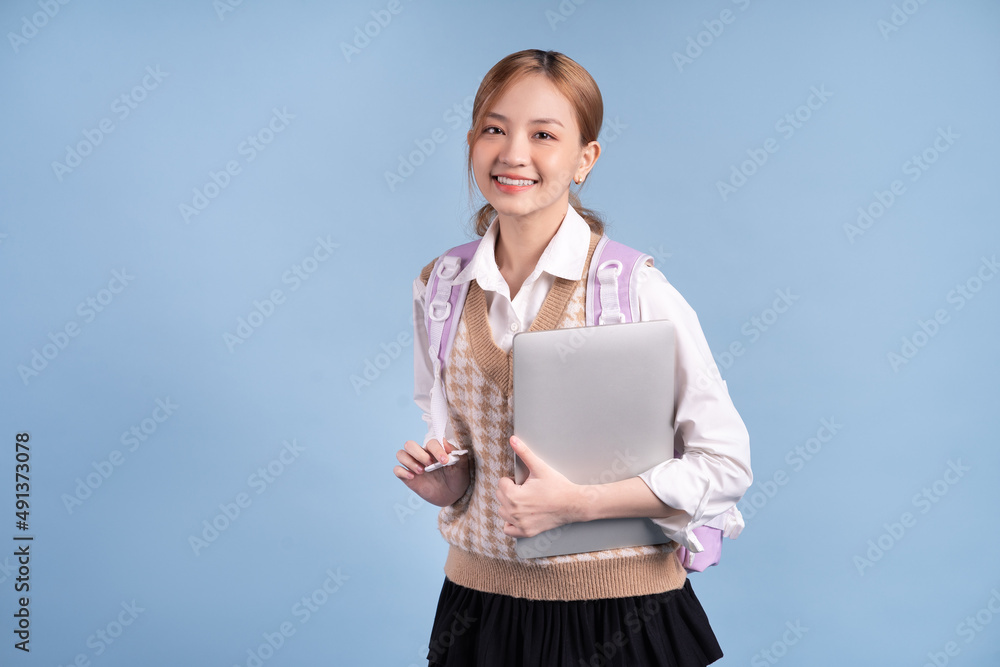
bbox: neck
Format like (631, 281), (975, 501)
(494, 199), (569, 275)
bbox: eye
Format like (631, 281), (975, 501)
(535, 131), (554, 140)
(483, 126), (503, 135)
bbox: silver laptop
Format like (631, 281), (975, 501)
(512, 319), (676, 558)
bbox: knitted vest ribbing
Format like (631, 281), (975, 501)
(434, 233), (687, 601)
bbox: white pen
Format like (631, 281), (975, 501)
(422, 449), (469, 472)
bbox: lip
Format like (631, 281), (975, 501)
(491, 174), (537, 193)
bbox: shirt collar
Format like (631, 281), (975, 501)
(453, 203), (592, 290)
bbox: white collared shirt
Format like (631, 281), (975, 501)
(411, 203), (753, 552)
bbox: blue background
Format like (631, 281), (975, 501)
(2, 1), (999, 665)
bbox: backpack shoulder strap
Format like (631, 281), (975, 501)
(585, 234), (653, 326)
(418, 258), (436, 286)
(423, 240), (478, 445)
(585, 235), (735, 573)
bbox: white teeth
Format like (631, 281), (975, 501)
(495, 176), (536, 186)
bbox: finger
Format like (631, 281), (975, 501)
(403, 440), (435, 467)
(392, 464), (415, 481)
(396, 450), (426, 474)
(497, 477), (521, 507)
(510, 435), (546, 475)
(441, 439), (471, 471)
(503, 521), (525, 538)
(496, 476), (516, 502)
(425, 439), (450, 465)
(495, 501), (509, 523)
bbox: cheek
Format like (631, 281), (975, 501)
(472, 147), (494, 174)
(470, 149), (488, 178)
(542, 154), (576, 184)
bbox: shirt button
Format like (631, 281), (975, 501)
(510, 322), (520, 332)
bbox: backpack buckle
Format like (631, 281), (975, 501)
(436, 256), (461, 280)
(428, 300), (452, 322)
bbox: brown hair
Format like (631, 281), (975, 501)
(466, 49), (606, 236)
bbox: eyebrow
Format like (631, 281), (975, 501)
(485, 112), (564, 128)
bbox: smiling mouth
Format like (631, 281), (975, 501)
(494, 175), (537, 186)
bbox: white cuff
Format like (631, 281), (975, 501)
(639, 470), (713, 553)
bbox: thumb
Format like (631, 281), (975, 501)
(510, 435), (547, 477)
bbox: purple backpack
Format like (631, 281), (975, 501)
(422, 234), (739, 572)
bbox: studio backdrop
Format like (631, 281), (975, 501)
(2, 1), (998, 665)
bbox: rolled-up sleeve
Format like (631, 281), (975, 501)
(634, 264), (753, 552)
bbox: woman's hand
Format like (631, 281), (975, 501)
(497, 436), (588, 538)
(394, 438), (471, 508)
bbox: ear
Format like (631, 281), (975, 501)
(577, 140), (601, 181)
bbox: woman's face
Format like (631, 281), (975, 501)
(469, 73), (599, 228)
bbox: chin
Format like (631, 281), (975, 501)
(492, 204), (538, 219)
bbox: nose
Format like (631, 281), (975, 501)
(498, 131), (529, 167)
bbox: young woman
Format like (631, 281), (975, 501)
(393, 49), (752, 667)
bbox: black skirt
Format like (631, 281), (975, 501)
(426, 576), (723, 667)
